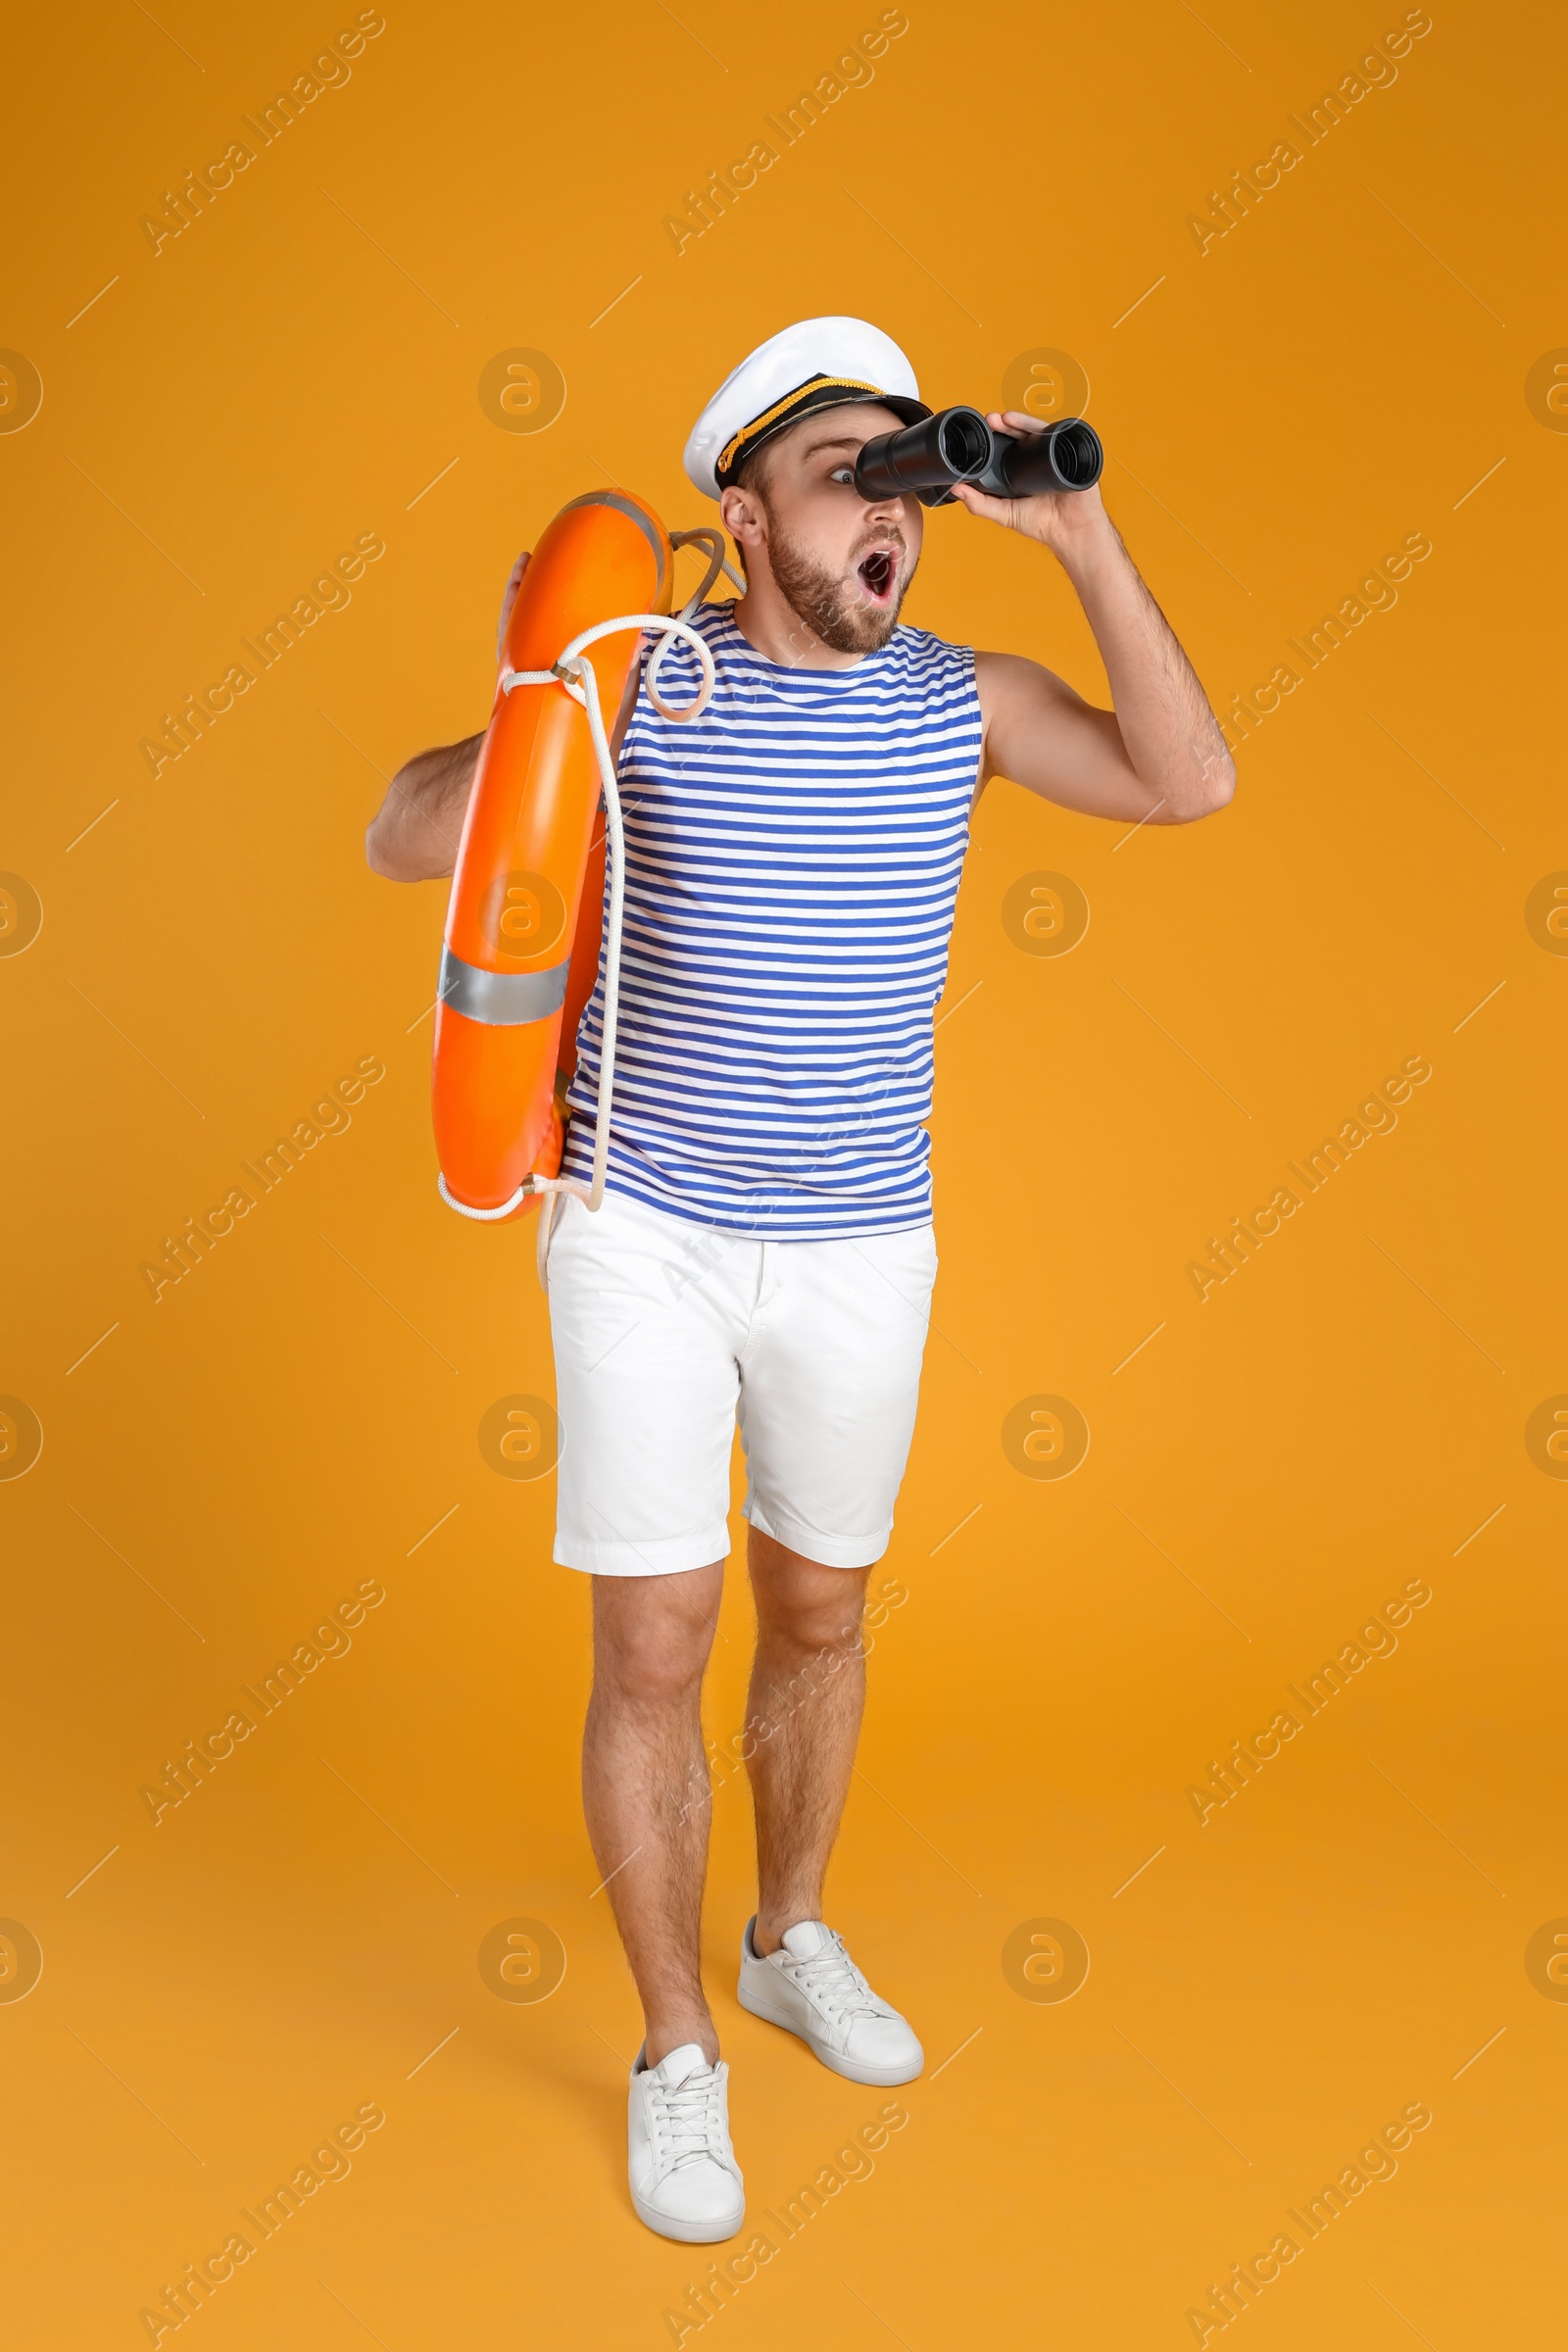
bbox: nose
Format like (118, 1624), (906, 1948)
(858, 482), (907, 526)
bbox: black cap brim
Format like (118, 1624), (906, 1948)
(715, 380), (933, 489)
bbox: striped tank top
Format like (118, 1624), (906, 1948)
(560, 600), (981, 1238)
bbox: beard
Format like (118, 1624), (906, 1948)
(761, 514), (913, 656)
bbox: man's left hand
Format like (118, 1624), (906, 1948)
(949, 410), (1108, 560)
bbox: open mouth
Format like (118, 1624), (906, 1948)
(857, 547), (898, 602)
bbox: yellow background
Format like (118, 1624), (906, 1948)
(4, 0), (1564, 2342)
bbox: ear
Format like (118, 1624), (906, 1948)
(719, 482), (766, 558)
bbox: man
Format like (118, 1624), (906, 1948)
(367, 318), (1233, 2243)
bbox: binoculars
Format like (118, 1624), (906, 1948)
(854, 407), (1103, 506)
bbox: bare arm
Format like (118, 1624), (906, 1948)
(953, 415), (1235, 826)
(365, 731), (485, 882)
(365, 551), (529, 884)
(364, 551), (645, 882)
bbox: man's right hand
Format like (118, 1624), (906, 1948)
(496, 550), (530, 664)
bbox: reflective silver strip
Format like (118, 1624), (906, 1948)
(438, 947), (569, 1026)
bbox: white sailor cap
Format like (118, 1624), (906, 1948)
(682, 316), (931, 500)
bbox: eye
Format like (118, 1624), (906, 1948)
(828, 465), (856, 485)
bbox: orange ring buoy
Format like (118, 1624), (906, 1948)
(431, 491), (673, 1221)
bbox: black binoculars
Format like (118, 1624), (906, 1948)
(854, 407), (1103, 506)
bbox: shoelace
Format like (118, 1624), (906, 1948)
(782, 1936), (889, 2024)
(648, 2065), (729, 2173)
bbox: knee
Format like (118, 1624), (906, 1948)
(592, 1586), (717, 1710)
(749, 1532), (869, 1659)
(597, 1640), (706, 1712)
(761, 1590), (866, 1666)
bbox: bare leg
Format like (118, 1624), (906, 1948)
(743, 1527), (870, 1956)
(582, 1562), (725, 2066)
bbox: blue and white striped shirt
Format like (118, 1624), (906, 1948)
(561, 600), (981, 1238)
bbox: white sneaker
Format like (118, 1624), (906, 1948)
(627, 2042), (745, 2242)
(737, 1917), (923, 2086)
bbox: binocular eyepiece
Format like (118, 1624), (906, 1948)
(854, 406), (1103, 507)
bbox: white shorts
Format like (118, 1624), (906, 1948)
(545, 1189), (937, 1576)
